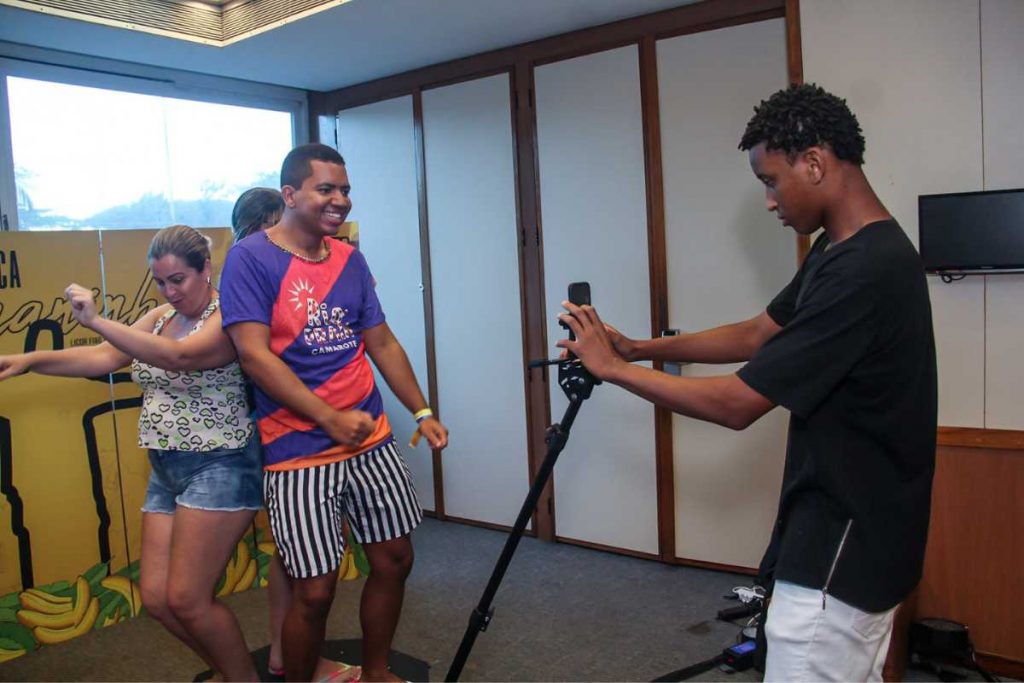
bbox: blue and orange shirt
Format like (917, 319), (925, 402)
(220, 232), (390, 470)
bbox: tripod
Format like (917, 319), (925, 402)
(445, 355), (600, 682)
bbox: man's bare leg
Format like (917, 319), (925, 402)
(360, 536), (414, 683)
(283, 569), (340, 682)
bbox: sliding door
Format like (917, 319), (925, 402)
(535, 46), (658, 554)
(422, 74), (530, 526)
(658, 19), (790, 568)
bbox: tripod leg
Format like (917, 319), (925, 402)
(445, 397), (585, 681)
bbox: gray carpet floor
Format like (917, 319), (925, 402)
(0, 517), (1004, 681)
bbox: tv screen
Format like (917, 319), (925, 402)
(919, 188), (1024, 274)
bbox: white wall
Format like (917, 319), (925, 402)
(802, 0), (1024, 430)
(979, 0), (1024, 430)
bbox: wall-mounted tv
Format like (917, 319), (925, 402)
(919, 188), (1024, 275)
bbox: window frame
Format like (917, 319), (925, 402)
(0, 53), (307, 232)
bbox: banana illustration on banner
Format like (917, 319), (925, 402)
(98, 577), (142, 617)
(337, 545), (361, 581)
(0, 529), (369, 661)
(217, 536), (259, 597)
(0, 560), (143, 660)
(12, 575), (100, 649)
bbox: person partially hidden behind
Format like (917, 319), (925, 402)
(220, 143), (448, 682)
(231, 187), (284, 243)
(558, 84), (937, 682)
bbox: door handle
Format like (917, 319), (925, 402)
(659, 328), (689, 375)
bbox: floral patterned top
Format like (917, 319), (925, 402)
(131, 299), (253, 452)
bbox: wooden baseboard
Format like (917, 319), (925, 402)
(436, 518), (760, 576)
(976, 651), (1024, 680)
(672, 555), (758, 576)
(554, 535), (661, 562)
(440, 514), (537, 537)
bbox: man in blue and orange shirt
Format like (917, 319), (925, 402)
(221, 143), (448, 682)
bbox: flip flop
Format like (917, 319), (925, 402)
(320, 663), (361, 682)
(267, 661), (361, 681)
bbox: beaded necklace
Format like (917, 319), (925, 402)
(265, 233), (331, 263)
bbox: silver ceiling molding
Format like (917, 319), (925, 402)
(0, 0), (349, 45)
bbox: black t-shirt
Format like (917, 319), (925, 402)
(737, 220), (937, 612)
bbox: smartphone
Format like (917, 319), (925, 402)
(564, 281), (591, 342)
(567, 281), (591, 306)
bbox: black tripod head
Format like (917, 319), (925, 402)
(526, 355), (601, 402)
(558, 358), (600, 401)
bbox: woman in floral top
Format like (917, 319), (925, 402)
(0, 225), (260, 681)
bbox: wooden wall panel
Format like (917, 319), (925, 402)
(916, 445), (1024, 665)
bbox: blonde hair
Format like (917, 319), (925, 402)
(147, 225), (212, 272)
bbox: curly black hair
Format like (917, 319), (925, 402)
(739, 83), (865, 164)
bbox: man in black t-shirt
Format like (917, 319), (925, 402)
(558, 84), (936, 682)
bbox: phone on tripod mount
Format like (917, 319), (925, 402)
(558, 282), (599, 402)
(567, 281), (591, 306)
(562, 281), (591, 343)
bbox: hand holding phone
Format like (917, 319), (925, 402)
(556, 281), (612, 386)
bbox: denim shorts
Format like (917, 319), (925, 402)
(141, 437), (264, 514)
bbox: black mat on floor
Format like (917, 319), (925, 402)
(193, 638), (430, 682)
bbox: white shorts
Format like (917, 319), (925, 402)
(764, 580), (896, 682)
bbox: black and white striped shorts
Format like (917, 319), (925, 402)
(263, 438), (423, 578)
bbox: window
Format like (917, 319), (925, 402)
(0, 63), (298, 231)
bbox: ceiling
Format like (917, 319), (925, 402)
(0, 0), (697, 92)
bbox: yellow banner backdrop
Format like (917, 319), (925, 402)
(0, 227), (368, 665)
(0, 227), (264, 662)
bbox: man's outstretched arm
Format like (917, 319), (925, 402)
(559, 303), (776, 430)
(609, 310), (781, 365)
